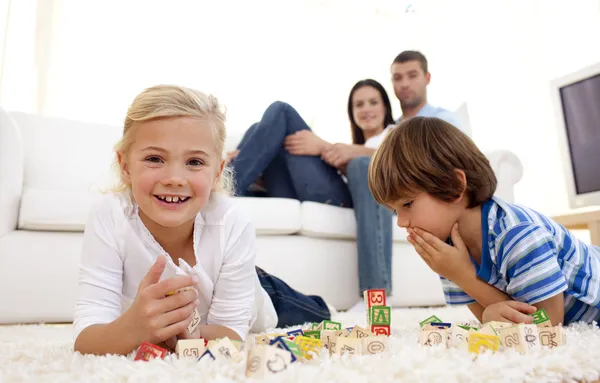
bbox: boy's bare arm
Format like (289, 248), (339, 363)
(454, 272), (512, 307)
(529, 293), (565, 326)
(467, 302), (485, 322)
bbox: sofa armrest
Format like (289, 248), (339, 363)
(485, 150), (523, 203)
(0, 107), (23, 237)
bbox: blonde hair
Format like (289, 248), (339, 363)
(368, 117), (496, 208)
(113, 84), (233, 194)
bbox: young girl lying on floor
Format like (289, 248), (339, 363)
(368, 116), (600, 327)
(73, 85), (331, 356)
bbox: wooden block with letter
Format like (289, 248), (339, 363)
(419, 329), (447, 348)
(369, 306), (391, 326)
(370, 324), (391, 337)
(361, 336), (389, 355)
(538, 326), (566, 348)
(245, 345), (292, 378)
(419, 315), (443, 328)
(294, 336), (322, 360)
(450, 325), (469, 348)
(530, 308), (552, 328)
(321, 320), (343, 331)
(348, 325), (373, 339)
(336, 337), (362, 356)
(176, 339), (206, 359)
(133, 341), (168, 361)
(468, 333), (500, 354)
(363, 289), (386, 325)
(208, 337), (243, 363)
(320, 330), (337, 354)
(187, 308), (201, 334)
(497, 324), (540, 353)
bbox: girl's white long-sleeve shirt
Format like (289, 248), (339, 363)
(73, 191), (277, 341)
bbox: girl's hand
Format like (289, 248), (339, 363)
(284, 130), (328, 156)
(407, 223), (474, 283)
(482, 301), (537, 324)
(321, 144), (357, 168)
(124, 256), (199, 346)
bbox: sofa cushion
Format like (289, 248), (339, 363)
(18, 188), (302, 235)
(300, 201), (408, 242)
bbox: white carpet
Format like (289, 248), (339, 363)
(1, 306), (600, 383)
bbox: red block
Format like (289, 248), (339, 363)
(365, 289), (387, 308)
(133, 341), (167, 361)
(371, 325), (391, 337)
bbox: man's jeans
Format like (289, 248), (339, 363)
(231, 101), (353, 207)
(256, 266), (331, 327)
(346, 156), (393, 296)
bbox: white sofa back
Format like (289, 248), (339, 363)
(0, 107), (523, 238)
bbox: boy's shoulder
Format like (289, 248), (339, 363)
(485, 197), (557, 240)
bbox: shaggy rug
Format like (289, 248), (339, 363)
(1, 306), (600, 383)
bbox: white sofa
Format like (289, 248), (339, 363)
(0, 107), (524, 324)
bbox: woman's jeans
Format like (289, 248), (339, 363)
(232, 101), (393, 297)
(231, 101), (352, 207)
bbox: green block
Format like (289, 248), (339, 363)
(370, 305), (391, 326)
(529, 308), (550, 324)
(457, 325), (472, 331)
(321, 320), (342, 331)
(419, 315), (442, 328)
(303, 330), (321, 339)
(282, 339), (304, 357)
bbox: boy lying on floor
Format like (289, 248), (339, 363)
(367, 116), (600, 326)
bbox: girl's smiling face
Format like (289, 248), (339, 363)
(119, 116), (223, 229)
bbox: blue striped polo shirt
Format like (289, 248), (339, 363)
(441, 197), (600, 325)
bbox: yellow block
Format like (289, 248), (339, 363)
(468, 333), (500, 354)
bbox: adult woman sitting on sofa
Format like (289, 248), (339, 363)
(227, 79), (395, 310)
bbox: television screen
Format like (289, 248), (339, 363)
(559, 74), (600, 195)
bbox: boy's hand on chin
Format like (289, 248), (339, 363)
(407, 223), (474, 282)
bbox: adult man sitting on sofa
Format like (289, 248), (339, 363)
(346, 50), (466, 311)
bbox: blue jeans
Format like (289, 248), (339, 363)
(256, 266), (331, 327)
(231, 101), (353, 207)
(346, 156), (393, 296)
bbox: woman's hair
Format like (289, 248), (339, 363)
(113, 84), (232, 194)
(347, 79), (395, 145)
(368, 116), (497, 208)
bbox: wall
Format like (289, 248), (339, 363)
(413, 0), (600, 215)
(2, 0), (599, 216)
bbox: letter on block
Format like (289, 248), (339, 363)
(348, 325), (373, 339)
(176, 339), (206, 359)
(294, 336), (322, 360)
(419, 329), (447, 347)
(133, 341), (167, 361)
(246, 345), (292, 378)
(468, 333), (500, 354)
(370, 325), (391, 337)
(538, 326), (566, 348)
(208, 337), (243, 363)
(362, 336), (389, 355)
(370, 306), (391, 326)
(336, 337), (362, 356)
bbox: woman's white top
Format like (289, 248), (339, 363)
(73, 191), (277, 341)
(364, 124), (394, 149)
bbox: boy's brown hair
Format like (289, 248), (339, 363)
(368, 117), (497, 208)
